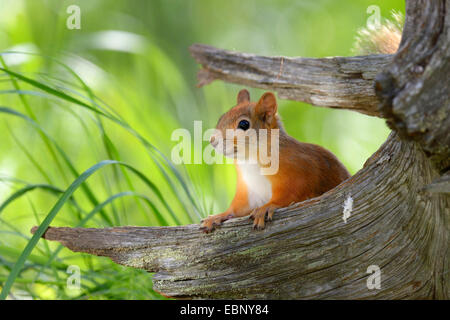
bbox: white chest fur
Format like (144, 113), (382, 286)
(238, 163), (272, 209)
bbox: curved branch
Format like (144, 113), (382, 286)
(32, 134), (449, 299)
(190, 43), (391, 117)
(375, 0), (450, 170)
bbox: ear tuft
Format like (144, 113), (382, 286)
(237, 89), (250, 104)
(256, 92), (277, 123)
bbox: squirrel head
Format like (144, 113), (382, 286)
(210, 89), (283, 161)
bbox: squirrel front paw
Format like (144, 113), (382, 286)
(200, 212), (234, 233)
(249, 204), (279, 230)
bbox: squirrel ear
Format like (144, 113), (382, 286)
(256, 92), (277, 123)
(237, 89), (250, 104)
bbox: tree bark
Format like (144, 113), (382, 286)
(189, 44), (391, 117)
(31, 0), (449, 299)
(375, 0), (450, 170)
(32, 133), (448, 299)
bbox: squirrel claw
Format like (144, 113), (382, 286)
(253, 224), (264, 231)
(200, 227), (214, 234)
(200, 221), (220, 233)
(200, 213), (234, 233)
(250, 204), (280, 230)
(267, 207), (276, 221)
(250, 207), (267, 230)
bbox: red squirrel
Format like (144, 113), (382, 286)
(200, 90), (350, 232)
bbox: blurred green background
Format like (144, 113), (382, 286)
(0, 0), (403, 299)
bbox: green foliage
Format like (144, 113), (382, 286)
(0, 0), (401, 299)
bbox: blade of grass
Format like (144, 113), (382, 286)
(32, 190), (167, 284)
(0, 158), (180, 299)
(0, 160), (118, 300)
(0, 51), (124, 118)
(0, 106), (113, 226)
(0, 183), (82, 216)
(1, 106), (180, 225)
(26, 197), (62, 284)
(0, 67), (111, 118)
(0, 65), (201, 220)
(0, 246), (66, 270)
(0, 57), (69, 184)
(7, 125), (53, 183)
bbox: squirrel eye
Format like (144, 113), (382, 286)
(237, 120), (250, 131)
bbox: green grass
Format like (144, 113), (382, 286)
(0, 54), (203, 299)
(0, 0), (400, 299)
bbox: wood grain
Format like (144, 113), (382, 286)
(190, 43), (392, 117)
(31, 134), (449, 299)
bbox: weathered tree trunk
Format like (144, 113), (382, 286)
(32, 0), (449, 299)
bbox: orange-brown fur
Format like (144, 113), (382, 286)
(200, 90), (350, 232)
